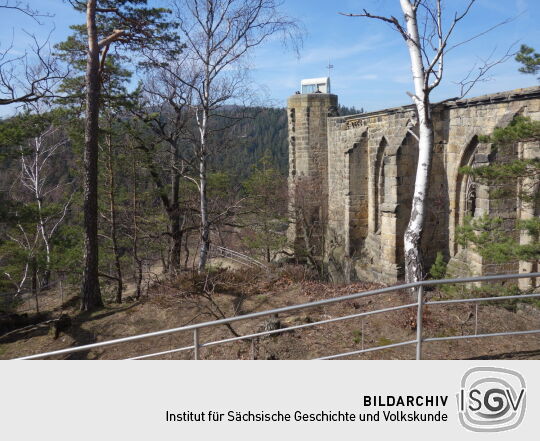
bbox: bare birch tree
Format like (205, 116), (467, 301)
(18, 125), (72, 289)
(3, 121), (72, 311)
(341, 0), (512, 283)
(168, 0), (299, 272)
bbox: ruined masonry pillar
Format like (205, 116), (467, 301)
(287, 92), (338, 252)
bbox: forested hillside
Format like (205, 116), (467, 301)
(192, 104), (362, 179)
(0, 96), (363, 309)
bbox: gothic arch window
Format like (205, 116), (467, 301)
(373, 137), (387, 234)
(377, 158), (385, 230)
(465, 177), (476, 218)
(454, 136), (480, 255)
(348, 134), (369, 253)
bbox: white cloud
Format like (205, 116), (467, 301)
(298, 36), (386, 65)
(391, 75), (412, 84)
(358, 74), (378, 80)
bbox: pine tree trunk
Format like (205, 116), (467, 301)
(169, 213), (183, 270)
(169, 168), (183, 270)
(81, 0), (103, 311)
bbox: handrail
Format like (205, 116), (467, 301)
(210, 245), (267, 269)
(13, 272), (540, 360)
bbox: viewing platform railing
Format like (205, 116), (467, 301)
(13, 272), (540, 360)
(209, 245), (268, 269)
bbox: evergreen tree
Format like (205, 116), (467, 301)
(515, 44), (540, 81)
(459, 116), (540, 266)
(58, 0), (177, 311)
(0, 112), (73, 311)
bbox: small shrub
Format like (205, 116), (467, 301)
(437, 281), (528, 307)
(429, 252), (447, 280)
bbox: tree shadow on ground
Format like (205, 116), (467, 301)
(0, 302), (141, 358)
(0, 313), (53, 344)
(62, 303), (141, 359)
(75, 302), (139, 324)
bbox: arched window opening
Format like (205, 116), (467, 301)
(465, 177), (476, 218)
(348, 135), (369, 254)
(373, 138), (387, 234)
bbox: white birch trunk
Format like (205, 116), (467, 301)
(33, 136), (52, 286)
(197, 40), (212, 272)
(400, 0), (434, 283)
(197, 105), (210, 272)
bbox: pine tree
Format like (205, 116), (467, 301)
(459, 116), (540, 265)
(58, 0), (177, 311)
(515, 44), (540, 81)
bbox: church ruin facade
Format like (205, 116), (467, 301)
(287, 86), (540, 287)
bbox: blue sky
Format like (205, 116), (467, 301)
(1, 0), (539, 115)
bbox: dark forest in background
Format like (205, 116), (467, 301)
(210, 104), (362, 179)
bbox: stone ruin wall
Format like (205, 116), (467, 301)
(288, 86), (540, 286)
(287, 93), (338, 253)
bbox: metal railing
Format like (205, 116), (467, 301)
(13, 272), (540, 360)
(209, 246), (267, 269)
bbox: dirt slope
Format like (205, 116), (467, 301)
(1, 266), (539, 360)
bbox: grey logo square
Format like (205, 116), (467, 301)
(457, 367), (526, 432)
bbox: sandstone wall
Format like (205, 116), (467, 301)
(288, 86), (540, 284)
(287, 93), (338, 254)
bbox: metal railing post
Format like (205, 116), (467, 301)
(361, 319), (365, 350)
(416, 285), (424, 360)
(193, 328), (200, 360)
(475, 303), (478, 335)
(251, 338), (256, 360)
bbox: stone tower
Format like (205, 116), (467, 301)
(287, 92), (338, 254)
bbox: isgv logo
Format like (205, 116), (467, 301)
(457, 367), (526, 432)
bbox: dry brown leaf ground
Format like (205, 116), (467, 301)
(1, 265), (539, 360)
